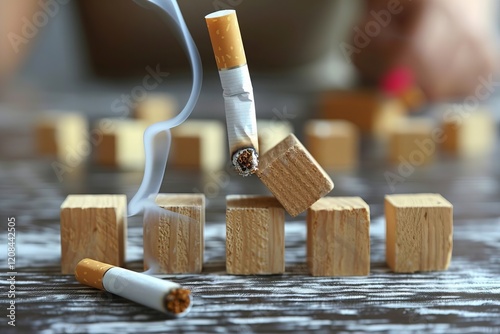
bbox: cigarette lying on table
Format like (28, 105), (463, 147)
(205, 10), (259, 176)
(75, 258), (191, 317)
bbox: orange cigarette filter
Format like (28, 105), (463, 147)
(206, 10), (247, 70)
(74, 258), (114, 290)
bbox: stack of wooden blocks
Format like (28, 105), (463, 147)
(56, 89), (457, 278)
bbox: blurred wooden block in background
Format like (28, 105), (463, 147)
(133, 93), (177, 125)
(143, 193), (205, 274)
(442, 109), (496, 158)
(257, 120), (293, 154)
(389, 118), (435, 165)
(319, 91), (406, 133)
(385, 194), (453, 273)
(226, 195), (285, 275)
(60, 194), (127, 274)
(94, 118), (148, 170)
(35, 112), (88, 163)
(307, 197), (370, 276)
(171, 120), (225, 171)
(305, 120), (359, 170)
(257, 134), (334, 217)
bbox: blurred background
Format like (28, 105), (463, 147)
(1, 0), (499, 183)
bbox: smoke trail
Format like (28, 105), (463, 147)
(128, 0), (202, 217)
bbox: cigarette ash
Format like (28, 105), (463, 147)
(232, 148), (259, 177)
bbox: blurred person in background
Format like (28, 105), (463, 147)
(0, 0), (497, 101)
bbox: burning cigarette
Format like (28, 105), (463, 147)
(205, 10), (259, 176)
(74, 258), (191, 317)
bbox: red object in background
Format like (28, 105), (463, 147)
(380, 67), (415, 97)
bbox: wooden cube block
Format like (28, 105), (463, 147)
(442, 109), (496, 158)
(388, 118), (435, 165)
(171, 120), (225, 171)
(35, 112), (88, 163)
(305, 120), (359, 170)
(256, 134), (334, 217)
(307, 197), (370, 276)
(94, 118), (148, 170)
(320, 91), (406, 133)
(385, 194), (453, 273)
(226, 195), (285, 275)
(143, 194), (205, 274)
(134, 93), (177, 125)
(60, 195), (127, 274)
(257, 120), (293, 154)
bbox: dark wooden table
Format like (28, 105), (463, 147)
(1, 128), (500, 334)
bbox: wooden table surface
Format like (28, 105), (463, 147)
(1, 132), (500, 334)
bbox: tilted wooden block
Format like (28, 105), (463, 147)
(143, 194), (205, 274)
(35, 112), (88, 163)
(388, 118), (435, 165)
(226, 195), (285, 275)
(171, 120), (225, 171)
(133, 93), (177, 125)
(257, 120), (293, 154)
(320, 91), (406, 133)
(305, 120), (359, 170)
(442, 109), (496, 158)
(385, 194), (453, 273)
(60, 195), (127, 274)
(307, 197), (370, 276)
(94, 118), (148, 170)
(256, 134), (334, 217)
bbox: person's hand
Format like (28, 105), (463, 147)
(352, 0), (498, 101)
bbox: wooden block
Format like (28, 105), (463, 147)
(134, 94), (177, 125)
(304, 120), (359, 170)
(256, 134), (334, 217)
(442, 109), (496, 158)
(94, 118), (148, 170)
(307, 197), (370, 276)
(226, 195), (285, 275)
(388, 118), (435, 165)
(385, 194), (453, 273)
(35, 112), (88, 163)
(143, 194), (205, 274)
(320, 91), (406, 133)
(171, 120), (225, 171)
(257, 120), (293, 154)
(60, 195), (127, 274)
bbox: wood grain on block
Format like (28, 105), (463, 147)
(320, 91), (406, 133)
(257, 120), (293, 154)
(256, 134), (334, 217)
(307, 197), (370, 276)
(385, 194), (453, 273)
(226, 195), (285, 275)
(305, 120), (359, 170)
(171, 120), (225, 171)
(35, 112), (88, 163)
(442, 109), (496, 158)
(143, 194), (205, 274)
(94, 119), (148, 170)
(134, 94), (176, 125)
(389, 118), (434, 165)
(60, 195), (127, 274)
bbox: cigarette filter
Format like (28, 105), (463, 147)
(75, 258), (191, 317)
(205, 10), (259, 176)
